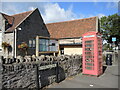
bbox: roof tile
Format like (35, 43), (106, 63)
(5, 10), (33, 32)
(2, 13), (14, 25)
(46, 17), (97, 39)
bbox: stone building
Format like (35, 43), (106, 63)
(0, 8), (50, 58)
(46, 16), (100, 55)
(0, 8), (100, 57)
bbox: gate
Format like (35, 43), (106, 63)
(35, 62), (59, 89)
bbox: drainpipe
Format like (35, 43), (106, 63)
(13, 30), (15, 58)
(15, 29), (17, 58)
(13, 29), (17, 58)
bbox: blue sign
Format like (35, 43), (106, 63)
(112, 37), (116, 42)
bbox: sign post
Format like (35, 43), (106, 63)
(112, 37), (116, 48)
(112, 37), (116, 62)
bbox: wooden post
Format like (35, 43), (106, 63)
(58, 40), (61, 56)
(35, 65), (40, 90)
(36, 36), (39, 57)
(56, 62), (59, 83)
(53, 52), (55, 56)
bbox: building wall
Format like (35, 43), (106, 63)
(0, 14), (5, 32)
(59, 38), (82, 55)
(2, 33), (14, 58)
(0, 14), (15, 58)
(16, 9), (50, 56)
(63, 46), (82, 55)
(0, 14), (4, 56)
(0, 14), (6, 57)
(59, 38), (82, 44)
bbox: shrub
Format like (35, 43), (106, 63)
(18, 42), (29, 55)
(2, 42), (11, 51)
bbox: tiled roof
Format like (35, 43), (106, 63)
(4, 10), (34, 32)
(2, 13), (14, 25)
(46, 17), (97, 39)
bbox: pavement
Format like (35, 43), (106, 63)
(47, 56), (119, 88)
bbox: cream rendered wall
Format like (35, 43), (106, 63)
(0, 14), (5, 56)
(64, 46), (82, 55)
(59, 38), (82, 44)
(3, 33), (14, 58)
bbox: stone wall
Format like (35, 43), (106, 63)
(0, 54), (82, 89)
(0, 59), (2, 90)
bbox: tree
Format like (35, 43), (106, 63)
(100, 13), (120, 46)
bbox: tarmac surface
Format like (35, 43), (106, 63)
(47, 59), (119, 88)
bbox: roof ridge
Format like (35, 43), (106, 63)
(11, 10), (34, 16)
(6, 9), (37, 32)
(1, 13), (13, 17)
(46, 16), (97, 25)
(13, 9), (35, 30)
(1, 13), (14, 25)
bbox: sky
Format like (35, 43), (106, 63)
(0, 2), (118, 23)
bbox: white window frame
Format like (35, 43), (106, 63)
(32, 39), (36, 48)
(29, 40), (32, 48)
(29, 39), (36, 48)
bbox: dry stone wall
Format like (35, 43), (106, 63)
(0, 55), (82, 89)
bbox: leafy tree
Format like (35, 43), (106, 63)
(100, 13), (120, 46)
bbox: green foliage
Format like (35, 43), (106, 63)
(18, 42), (28, 51)
(18, 42), (29, 55)
(102, 54), (106, 62)
(103, 43), (112, 51)
(2, 42), (12, 51)
(100, 13), (120, 45)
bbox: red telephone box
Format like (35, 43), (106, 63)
(82, 31), (103, 76)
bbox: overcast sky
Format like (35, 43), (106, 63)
(0, 2), (118, 23)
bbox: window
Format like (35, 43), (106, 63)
(39, 39), (49, 51)
(5, 20), (12, 30)
(39, 38), (58, 52)
(29, 40), (32, 47)
(33, 40), (35, 47)
(85, 40), (94, 43)
(49, 40), (57, 51)
(29, 39), (36, 48)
